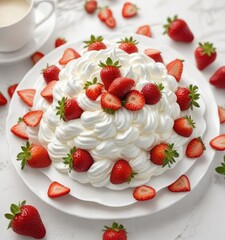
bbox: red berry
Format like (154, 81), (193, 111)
(47, 181), (70, 198)
(8, 83), (18, 98)
(0, 92), (7, 106)
(186, 137), (205, 158)
(144, 48), (163, 63)
(11, 118), (29, 140)
(105, 16), (116, 29)
(55, 37), (67, 48)
(84, 35), (107, 51)
(141, 83), (164, 105)
(209, 66), (225, 88)
(59, 48), (81, 65)
(23, 110), (43, 127)
(136, 25), (152, 37)
(98, 7), (112, 22)
(42, 65), (60, 83)
(102, 222), (127, 240)
(101, 92), (122, 113)
(168, 175), (191, 192)
(84, 77), (104, 101)
(122, 2), (138, 18)
(166, 59), (184, 82)
(31, 51), (44, 64)
(133, 185), (156, 201)
(173, 115), (195, 137)
(218, 106), (225, 124)
(84, 0), (97, 14)
(17, 89), (36, 107)
(118, 36), (138, 54)
(209, 134), (225, 151)
(40, 80), (57, 103)
(124, 90), (145, 111)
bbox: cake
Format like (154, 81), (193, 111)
(25, 34), (205, 191)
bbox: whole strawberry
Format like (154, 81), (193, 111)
(209, 66), (225, 88)
(163, 15), (194, 42)
(102, 222), (127, 240)
(118, 36), (138, 54)
(5, 200), (46, 239)
(141, 83), (164, 105)
(8, 83), (18, 98)
(84, 0), (97, 14)
(195, 42), (217, 70)
(84, 35), (107, 51)
(173, 115), (195, 137)
(42, 64), (60, 83)
(0, 92), (7, 106)
(55, 37), (67, 48)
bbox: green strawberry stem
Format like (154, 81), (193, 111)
(184, 115), (196, 128)
(162, 143), (179, 168)
(215, 155), (225, 176)
(103, 108), (116, 115)
(99, 57), (121, 68)
(117, 36), (138, 45)
(163, 15), (178, 34)
(199, 42), (216, 56)
(56, 97), (67, 121)
(188, 84), (200, 110)
(63, 147), (76, 172)
(83, 35), (104, 48)
(84, 77), (99, 89)
(103, 222), (127, 232)
(17, 142), (32, 170)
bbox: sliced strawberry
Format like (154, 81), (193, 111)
(84, 77), (104, 101)
(124, 90), (145, 111)
(31, 51), (44, 64)
(108, 77), (135, 99)
(209, 66), (225, 88)
(144, 48), (164, 63)
(17, 89), (36, 107)
(98, 7), (112, 22)
(42, 65), (60, 83)
(136, 25), (152, 37)
(0, 92), (7, 106)
(105, 16), (116, 29)
(101, 92), (122, 114)
(166, 59), (184, 82)
(218, 106), (225, 124)
(173, 115), (195, 137)
(118, 36), (138, 54)
(186, 137), (205, 158)
(55, 37), (67, 48)
(84, 0), (97, 14)
(122, 2), (138, 18)
(59, 48), (81, 65)
(141, 83), (164, 105)
(168, 175), (191, 192)
(10, 118), (29, 140)
(23, 110), (43, 127)
(40, 80), (57, 103)
(8, 83), (18, 98)
(133, 185), (156, 201)
(47, 181), (70, 198)
(210, 134), (225, 151)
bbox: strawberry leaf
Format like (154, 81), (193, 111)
(215, 155), (225, 176)
(162, 143), (179, 168)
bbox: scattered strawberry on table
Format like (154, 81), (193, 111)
(48, 181), (70, 198)
(209, 66), (225, 88)
(31, 51), (44, 65)
(136, 25), (152, 37)
(84, 0), (98, 14)
(215, 155), (225, 176)
(122, 2), (138, 18)
(185, 137), (205, 158)
(5, 200), (46, 239)
(210, 134), (225, 151)
(168, 175), (191, 192)
(133, 185), (156, 201)
(98, 6), (116, 28)
(166, 59), (184, 82)
(55, 37), (67, 48)
(102, 222), (127, 240)
(8, 83), (18, 98)
(0, 92), (7, 106)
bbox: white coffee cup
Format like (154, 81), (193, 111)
(0, 0), (55, 52)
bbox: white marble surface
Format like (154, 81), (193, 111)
(1, 0), (225, 239)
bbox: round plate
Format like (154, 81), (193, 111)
(6, 33), (219, 219)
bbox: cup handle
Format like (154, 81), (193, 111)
(34, 0), (55, 28)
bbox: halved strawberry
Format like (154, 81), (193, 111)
(8, 83), (18, 98)
(168, 175), (191, 192)
(31, 51), (44, 64)
(186, 137), (205, 158)
(23, 110), (43, 127)
(98, 7), (112, 22)
(209, 66), (225, 88)
(122, 2), (138, 18)
(42, 65), (60, 83)
(108, 77), (135, 99)
(133, 185), (156, 201)
(84, 77), (104, 100)
(173, 115), (195, 137)
(124, 90), (145, 111)
(17, 89), (36, 107)
(11, 118), (29, 140)
(141, 83), (164, 105)
(84, 35), (107, 51)
(166, 59), (184, 82)
(118, 36), (138, 54)
(136, 25), (152, 37)
(40, 80), (57, 103)
(55, 37), (67, 48)
(105, 16), (116, 29)
(47, 181), (70, 198)
(218, 106), (225, 124)
(101, 92), (122, 114)
(59, 48), (81, 65)
(0, 92), (7, 106)
(210, 134), (225, 151)
(84, 0), (97, 14)
(144, 48), (163, 63)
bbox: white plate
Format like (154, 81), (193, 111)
(6, 34), (219, 219)
(0, 4), (56, 65)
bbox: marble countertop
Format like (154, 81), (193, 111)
(1, 0), (225, 239)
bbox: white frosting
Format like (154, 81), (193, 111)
(30, 45), (204, 190)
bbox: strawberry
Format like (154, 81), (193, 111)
(136, 25), (152, 37)
(110, 159), (136, 184)
(150, 143), (179, 167)
(17, 142), (51, 169)
(166, 59), (184, 82)
(55, 37), (67, 48)
(122, 2), (138, 18)
(175, 84), (200, 111)
(141, 83), (164, 105)
(195, 42), (217, 70)
(8, 83), (18, 98)
(31, 51), (44, 64)
(10, 118), (28, 140)
(5, 200), (46, 239)
(105, 16), (116, 29)
(99, 57), (122, 90)
(209, 134), (225, 151)
(56, 97), (83, 122)
(186, 137), (205, 158)
(102, 222), (127, 240)
(84, 35), (107, 51)
(23, 110), (43, 127)
(101, 92), (122, 114)
(218, 106), (225, 124)
(168, 175), (191, 192)
(40, 80), (57, 103)
(144, 48), (163, 63)
(84, 0), (97, 14)
(64, 147), (94, 172)
(0, 92), (7, 106)
(47, 181), (70, 198)
(42, 64), (60, 83)
(118, 36), (138, 54)
(173, 115), (195, 137)
(59, 48), (81, 65)
(163, 15), (194, 43)
(98, 7), (112, 22)
(108, 77), (135, 99)
(124, 90), (145, 111)
(209, 66), (225, 88)
(133, 185), (156, 201)
(17, 89), (36, 107)
(84, 77), (104, 100)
